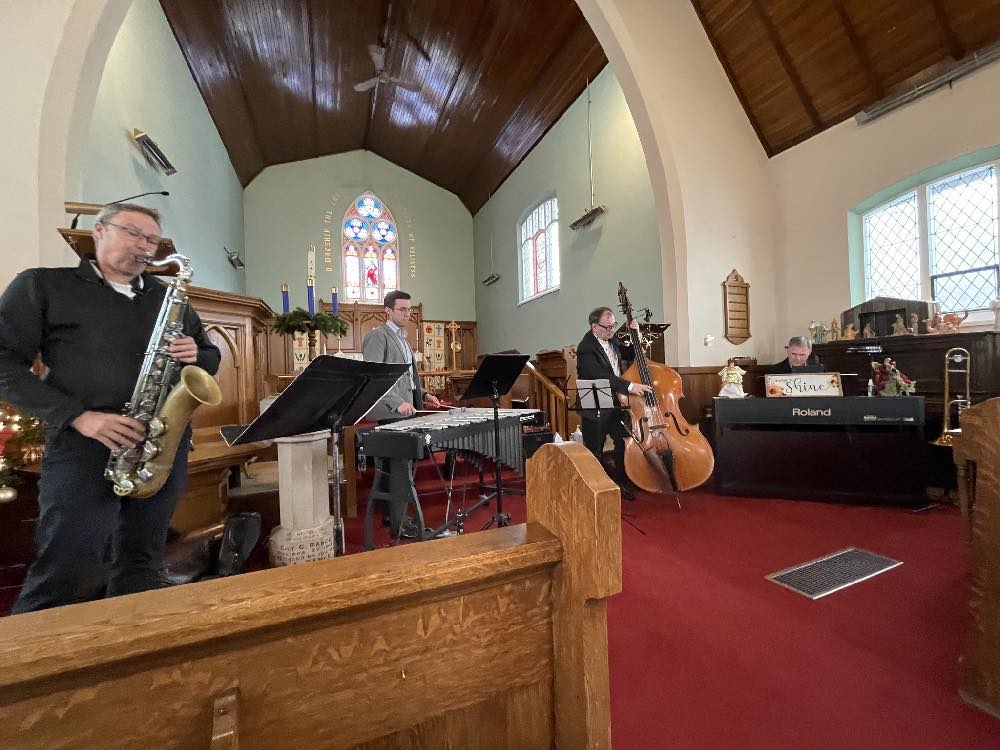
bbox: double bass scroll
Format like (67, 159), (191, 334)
(617, 282), (714, 493)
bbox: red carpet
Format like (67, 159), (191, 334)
(608, 488), (1000, 749)
(353, 459), (999, 746)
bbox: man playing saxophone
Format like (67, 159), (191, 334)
(0, 203), (220, 613)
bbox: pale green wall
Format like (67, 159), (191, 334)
(473, 66), (667, 356)
(243, 150), (475, 320)
(80, 0), (244, 293)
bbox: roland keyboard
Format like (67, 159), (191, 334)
(713, 396), (924, 426)
(713, 396), (926, 506)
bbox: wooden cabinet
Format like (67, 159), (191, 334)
(813, 331), (1000, 421)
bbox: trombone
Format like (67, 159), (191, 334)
(931, 347), (971, 446)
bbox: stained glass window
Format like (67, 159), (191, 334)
(864, 160), (999, 313)
(342, 191), (399, 303)
(519, 197), (560, 302)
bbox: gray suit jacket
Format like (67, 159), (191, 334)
(361, 323), (425, 422)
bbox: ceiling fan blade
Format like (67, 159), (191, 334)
(368, 44), (386, 72)
(353, 77), (379, 93)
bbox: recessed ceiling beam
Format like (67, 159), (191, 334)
(830, 0), (883, 100)
(748, 0), (822, 130)
(929, 0), (965, 61)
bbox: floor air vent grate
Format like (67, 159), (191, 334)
(766, 548), (902, 599)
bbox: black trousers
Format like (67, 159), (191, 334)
(581, 411), (629, 486)
(12, 428), (189, 614)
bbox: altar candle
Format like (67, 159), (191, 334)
(330, 287), (339, 316)
(281, 283), (290, 314)
(306, 278), (315, 314)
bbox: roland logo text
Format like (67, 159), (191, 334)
(791, 407), (832, 417)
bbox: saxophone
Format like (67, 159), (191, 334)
(105, 253), (222, 498)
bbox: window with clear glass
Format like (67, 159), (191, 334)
(864, 162), (999, 312)
(519, 197), (560, 302)
(342, 192), (400, 303)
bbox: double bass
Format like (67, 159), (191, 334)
(617, 282), (714, 493)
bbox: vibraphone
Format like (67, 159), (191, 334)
(360, 407), (545, 548)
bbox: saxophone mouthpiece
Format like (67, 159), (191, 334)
(135, 254), (156, 265)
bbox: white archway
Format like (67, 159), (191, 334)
(0, 0), (132, 288)
(576, 0), (690, 364)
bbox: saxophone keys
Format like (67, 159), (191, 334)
(148, 417), (165, 437)
(142, 441), (160, 460)
(136, 466), (155, 482)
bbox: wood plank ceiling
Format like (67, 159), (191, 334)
(160, 0), (606, 214)
(691, 0), (1000, 156)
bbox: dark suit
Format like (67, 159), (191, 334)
(575, 330), (635, 485)
(765, 355), (824, 374)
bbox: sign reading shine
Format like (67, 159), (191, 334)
(765, 373), (843, 398)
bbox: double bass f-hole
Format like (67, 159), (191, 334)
(663, 410), (689, 436)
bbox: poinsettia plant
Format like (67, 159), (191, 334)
(273, 308), (348, 337)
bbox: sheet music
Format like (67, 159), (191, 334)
(575, 379), (615, 409)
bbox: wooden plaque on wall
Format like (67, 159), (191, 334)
(723, 269), (750, 344)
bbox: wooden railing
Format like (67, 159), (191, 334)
(526, 360), (577, 439)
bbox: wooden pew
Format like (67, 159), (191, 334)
(953, 397), (1000, 719)
(0, 442), (621, 749)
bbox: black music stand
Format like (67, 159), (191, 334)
(567, 379), (629, 471)
(458, 353), (530, 529)
(220, 355), (408, 554)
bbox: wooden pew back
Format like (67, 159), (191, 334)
(0, 443), (620, 749)
(953, 397), (1000, 720)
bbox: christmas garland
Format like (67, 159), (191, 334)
(0, 402), (45, 489)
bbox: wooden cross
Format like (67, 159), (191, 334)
(446, 321), (462, 371)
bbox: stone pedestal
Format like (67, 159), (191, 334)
(268, 429), (335, 566)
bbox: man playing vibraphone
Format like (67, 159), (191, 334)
(361, 290), (441, 539)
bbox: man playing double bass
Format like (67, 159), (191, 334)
(576, 306), (653, 499)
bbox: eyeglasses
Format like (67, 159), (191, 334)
(102, 222), (163, 247)
(594, 322), (615, 331)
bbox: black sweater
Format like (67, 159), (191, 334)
(0, 260), (221, 433)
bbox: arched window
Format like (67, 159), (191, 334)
(519, 197), (560, 302)
(342, 192), (400, 302)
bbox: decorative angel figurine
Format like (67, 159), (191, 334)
(862, 323), (875, 338)
(924, 312), (942, 334)
(841, 324), (858, 340)
(717, 358), (747, 399)
(829, 319), (840, 342)
(909, 313), (919, 335)
(871, 358), (916, 396)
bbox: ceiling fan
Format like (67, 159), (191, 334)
(353, 43), (419, 93)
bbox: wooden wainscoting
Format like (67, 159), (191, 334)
(179, 287), (277, 536)
(676, 361), (763, 425)
(0, 443), (621, 749)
